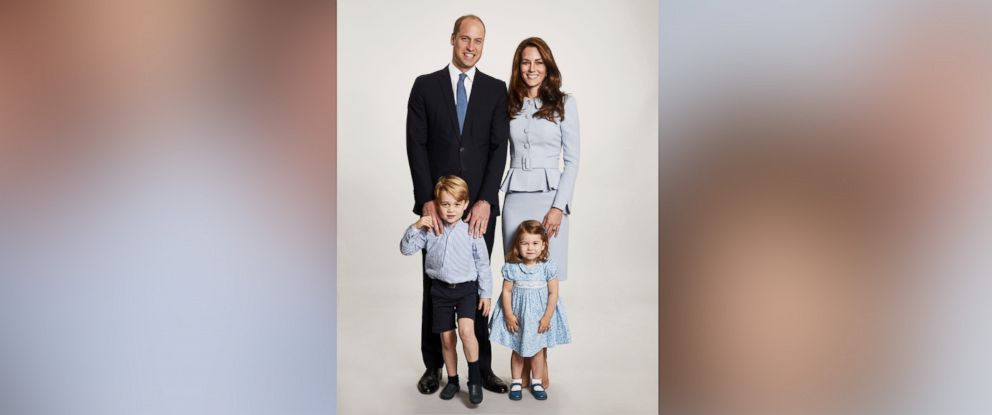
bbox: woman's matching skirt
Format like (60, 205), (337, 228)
(501, 190), (570, 280)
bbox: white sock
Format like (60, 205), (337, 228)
(531, 379), (544, 391)
(510, 379), (522, 391)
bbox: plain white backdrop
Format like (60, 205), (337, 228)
(337, 1), (658, 413)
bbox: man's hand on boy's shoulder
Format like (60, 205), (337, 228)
(477, 298), (491, 317)
(465, 200), (490, 238)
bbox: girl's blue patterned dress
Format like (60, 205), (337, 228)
(489, 260), (572, 357)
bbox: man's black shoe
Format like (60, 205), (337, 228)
(482, 372), (508, 393)
(417, 368), (441, 394)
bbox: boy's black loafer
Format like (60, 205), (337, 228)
(468, 384), (484, 404)
(439, 382), (460, 400)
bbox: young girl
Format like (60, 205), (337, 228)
(489, 220), (572, 401)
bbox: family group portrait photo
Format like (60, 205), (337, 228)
(337, 0), (658, 413)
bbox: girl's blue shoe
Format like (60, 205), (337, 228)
(509, 383), (523, 401)
(530, 385), (547, 401)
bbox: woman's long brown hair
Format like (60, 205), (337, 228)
(508, 37), (566, 122)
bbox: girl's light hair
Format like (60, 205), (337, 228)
(506, 220), (550, 263)
(434, 175), (469, 202)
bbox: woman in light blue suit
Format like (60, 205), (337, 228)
(499, 37), (579, 389)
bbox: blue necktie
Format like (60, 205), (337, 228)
(456, 73), (467, 134)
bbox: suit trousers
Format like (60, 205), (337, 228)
(421, 214), (496, 373)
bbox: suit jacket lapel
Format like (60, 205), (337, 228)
(436, 68), (462, 143)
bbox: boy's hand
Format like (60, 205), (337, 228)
(538, 317), (551, 333)
(422, 200), (442, 235)
(504, 314), (519, 334)
(478, 298), (491, 317)
(414, 216), (434, 230)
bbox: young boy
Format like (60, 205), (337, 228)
(400, 175), (492, 404)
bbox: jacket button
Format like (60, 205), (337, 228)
(459, 147), (464, 152)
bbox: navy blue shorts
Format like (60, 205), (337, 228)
(430, 279), (478, 333)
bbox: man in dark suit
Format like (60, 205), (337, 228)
(406, 14), (509, 396)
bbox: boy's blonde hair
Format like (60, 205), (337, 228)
(434, 175), (470, 202)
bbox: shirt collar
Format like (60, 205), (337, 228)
(443, 219), (466, 232)
(448, 62), (477, 82)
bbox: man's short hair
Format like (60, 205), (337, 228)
(452, 14), (485, 36)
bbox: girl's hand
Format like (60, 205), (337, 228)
(543, 208), (564, 238)
(414, 216), (434, 230)
(504, 314), (519, 334)
(538, 317), (551, 333)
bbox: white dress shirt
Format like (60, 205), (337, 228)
(447, 62), (476, 103)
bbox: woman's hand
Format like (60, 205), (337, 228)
(538, 317), (551, 333)
(504, 314), (519, 334)
(543, 208), (564, 238)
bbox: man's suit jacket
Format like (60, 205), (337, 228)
(406, 66), (509, 216)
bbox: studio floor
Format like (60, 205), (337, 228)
(337, 258), (658, 414)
